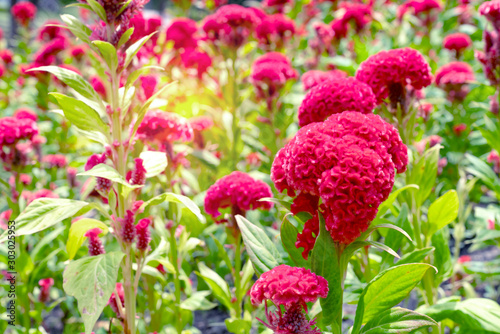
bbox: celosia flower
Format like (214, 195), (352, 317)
(85, 153), (113, 194)
(0, 210), (12, 230)
(301, 69), (348, 91)
(180, 49), (212, 79)
(443, 33), (472, 57)
(42, 154), (68, 168)
(479, 0), (500, 30)
(190, 116), (214, 149)
(262, 0), (293, 13)
(135, 218), (151, 251)
(0, 49), (14, 65)
(398, 0), (442, 21)
(418, 102), (433, 121)
(38, 278), (54, 303)
(70, 45), (86, 61)
(138, 75), (158, 101)
(250, 265), (328, 333)
(126, 158), (147, 186)
(0, 116), (38, 147)
(32, 37), (67, 66)
(488, 150), (500, 173)
(119, 210), (136, 243)
(137, 110), (194, 144)
(202, 5), (259, 48)
(90, 76), (107, 99)
(84, 227), (105, 256)
(25, 189), (59, 204)
(38, 20), (65, 41)
(355, 48), (432, 107)
(298, 77), (376, 126)
(130, 13), (162, 44)
(337, 2), (372, 33)
(14, 108), (37, 121)
(435, 61), (474, 102)
(166, 18), (198, 50)
(9, 174), (32, 186)
(256, 14), (296, 49)
(108, 283), (124, 318)
(414, 135), (442, 154)
(271, 112), (408, 246)
(437, 157), (447, 175)
(204, 171), (273, 219)
(11, 1), (37, 27)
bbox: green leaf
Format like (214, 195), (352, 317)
(360, 307), (438, 333)
(465, 154), (500, 195)
(139, 151), (168, 178)
(418, 298), (500, 332)
(478, 115), (500, 154)
(432, 228), (453, 285)
(281, 219), (310, 268)
(235, 215), (283, 276)
(49, 93), (109, 144)
(311, 214), (342, 330)
(376, 185), (418, 218)
(60, 14), (92, 44)
(125, 65), (164, 91)
(407, 145), (440, 207)
(0, 198), (90, 242)
(124, 33), (156, 68)
(352, 263), (435, 333)
(140, 192), (205, 223)
(117, 27), (134, 49)
(379, 205), (412, 269)
(347, 240), (400, 259)
(67, 218), (109, 260)
(86, 0), (107, 23)
(191, 149), (220, 169)
(225, 318), (252, 334)
(427, 190), (459, 236)
(396, 247), (434, 266)
(196, 262), (232, 309)
(78, 164), (140, 189)
(180, 291), (217, 311)
(30, 66), (102, 103)
(92, 41), (118, 72)
(210, 235), (232, 270)
(63, 252), (125, 334)
(259, 197), (292, 211)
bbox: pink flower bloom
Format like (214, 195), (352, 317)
(33, 37), (67, 66)
(398, 0), (442, 20)
(135, 218), (151, 251)
(204, 171), (273, 219)
(0, 210), (12, 230)
(0, 116), (38, 147)
(166, 18), (198, 50)
(488, 219), (496, 229)
(256, 14), (296, 48)
(9, 174), (32, 186)
(42, 154), (68, 168)
(190, 116), (214, 132)
(70, 45), (87, 61)
(435, 62), (474, 102)
(338, 2), (372, 33)
(38, 20), (65, 41)
(0, 49), (14, 65)
(479, 0), (500, 30)
(38, 278), (54, 303)
(415, 135), (442, 154)
(126, 158), (147, 186)
(301, 69), (348, 91)
(298, 77), (376, 127)
(14, 108), (37, 121)
(453, 123), (467, 136)
(137, 110), (194, 144)
(90, 76), (107, 99)
(271, 112), (407, 245)
(355, 48), (432, 106)
(418, 102), (433, 121)
(443, 33), (472, 54)
(488, 150), (500, 173)
(11, 1), (37, 27)
(458, 255), (471, 264)
(108, 283), (124, 318)
(262, 0), (293, 13)
(138, 75), (158, 101)
(84, 228), (105, 256)
(250, 265), (327, 333)
(119, 210), (136, 244)
(180, 49), (212, 79)
(25, 189), (59, 204)
(84, 153), (113, 194)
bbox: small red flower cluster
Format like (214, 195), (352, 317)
(355, 47), (432, 105)
(137, 110), (194, 144)
(42, 154), (68, 168)
(38, 278), (54, 303)
(250, 265), (328, 333)
(256, 14), (296, 49)
(298, 77), (376, 127)
(271, 112), (408, 248)
(166, 18), (199, 50)
(301, 69), (348, 91)
(0, 116), (38, 147)
(479, 0), (500, 30)
(11, 1), (37, 27)
(435, 61), (475, 102)
(204, 171), (273, 219)
(443, 33), (472, 54)
(398, 0), (442, 20)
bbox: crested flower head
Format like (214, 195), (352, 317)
(166, 18), (198, 50)
(204, 171), (273, 219)
(398, 0), (442, 20)
(14, 108), (37, 121)
(443, 33), (472, 53)
(435, 61), (475, 102)
(180, 49), (212, 79)
(0, 116), (38, 147)
(256, 14), (296, 48)
(479, 0), (500, 29)
(137, 110), (194, 144)
(11, 1), (37, 27)
(301, 69), (348, 91)
(42, 154), (68, 168)
(271, 112), (408, 245)
(298, 77), (376, 127)
(38, 20), (65, 41)
(355, 47), (432, 105)
(338, 2), (372, 32)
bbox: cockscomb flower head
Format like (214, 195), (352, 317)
(135, 218), (151, 251)
(126, 158), (147, 186)
(108, 283), (124, 318)
(190, 116), (213, 149)
(479, 0), (500, 30)
(301, 69), (348, 91)
(262, 0), (293, 13)
(11, 1), (37, 27)
(38, 20), (65, 41)
(38, 278), (54, 303)
(355, 48), (432, 108)
(42, 154), (68, 168)
(204, 171), (273, 219)
(180, 49), (212, 79)
(84, 227), (105, 256)
(338, 2), (372, 33)
(0, 116), (38, 147)
(398, 0), (442, 21)
(250, 265), (327, 333)
(0, 49), (14, 65)
(166, 18), (198, 50)
(298, 77), (376, 126)
(443, 33), (472, 56)
(435, 61), (475, 102)
(137, 110), (194, 144)
(271, 112), (408, 246)
(14, 108), (37, 121)
(256, 14), (296, 49)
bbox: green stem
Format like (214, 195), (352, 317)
(234, 233), (242, 319)
(123, 246), (137, 334)
(230, 50), (240, 171)
(170, 224), (183, 334)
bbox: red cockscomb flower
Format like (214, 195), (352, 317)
(355, 47), (432, 105)
(137, 110), (194, 144)
(38, 278), (54, 303)
(38, 20), (65, 41)
(256, 14), (296, 49)
(166, 18), (198, 50)
(338, 2), (372, 33)
(204, 171), (273, 219)
(301, 69), (348, 91)
(443, 33), (472, 55)
(298, 77), (376, 126)
(14, 108), (37, 121)
(271, 112), (408, 246)
(250, 265), (327, 333)
(435, 61), (475, 102)
(479, 0), (500, 30)
(42, 154), (68, 168)
(11, 1), (37, 27)
(398, 0), (442, 20)
(0, 116), (38, 147)
(84, 227), (105, 256)
(180, 49), (212, 79)
(0, 49), (14, 65)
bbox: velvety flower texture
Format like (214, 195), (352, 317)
(180, 49), (212, 79)
(337, 2), (372, 33)
(443, 33), (472, 53)
(479, 0), (500, 30)
(398, 0), (442, 20)
(137, 110), (194, 144)
(250, 265), (328, 309)
(256, 14), (296, 48)
(42, 154), (68, 168)
(0, 116), (38, 147)
(204, 171), (273, 218)
(435, 61), (474, 86)
(298, 77), (376, 127)
(271, 112), (408, 245)
(301, 69), (348, 91)
(355, 47), (432, 104)
(166, 18), (198, 50)
(11, 1), (37, 27)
